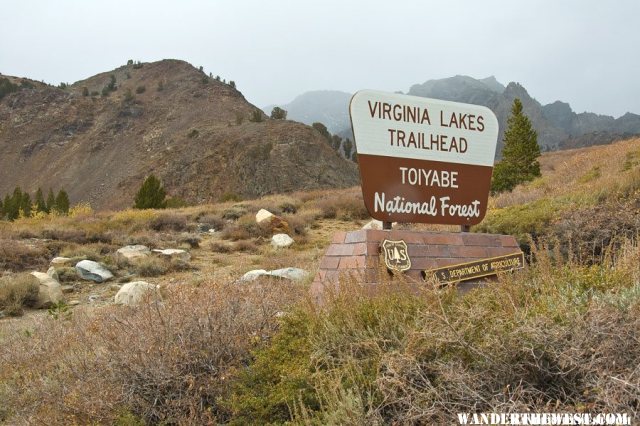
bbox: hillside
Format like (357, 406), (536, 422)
(0, 60), (358, 210)
(272, 76), (640, 155)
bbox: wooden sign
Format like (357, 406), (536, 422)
(422, 252), (524, 285)
(350, 90), (499, 225)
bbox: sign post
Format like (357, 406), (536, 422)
(310, 90), (524, 299)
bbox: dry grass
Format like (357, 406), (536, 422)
(492, 137), (640, 209)
(0, 239), (52, 272)
(230, 240), (640, 424)
(0, 279), (305, 424)
(0, 273), (39, 316)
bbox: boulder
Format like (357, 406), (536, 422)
(75, 260), (114, 283)
(30, 272), (63, 308)
(255, 208), (274, 223)
(47, 266), (60, 281)
(152, 249), (191, 263)
(361, 220), (397, 230)
(50, 257), (73, 267)
(241, 269), (269, 281)
(116, 245), (151, 262)
(114, 281), (160, 306)
(269, 267), (308, 281)
(240, 267), (309, 282)
(271, 233), (294, 248)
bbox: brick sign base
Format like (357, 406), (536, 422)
(310, 230), (522, 300)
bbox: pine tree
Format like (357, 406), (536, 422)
(20, 192), (32, 218)
(343, 138), (353, 159)
(35, 188), (47, 213)
(46, 188), (56, 213)
(491, 98), (541, 193)
(2, 195), (10, 220)
(55, 190), (70, 215)
(6, 187), (23, 221)
(134, 175), (167, 209)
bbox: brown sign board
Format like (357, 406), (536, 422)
(422, 252), (525, 285)
(350, 90), (499, 225)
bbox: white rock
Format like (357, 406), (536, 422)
(271, 233), (294, 248)
(268, 267), (308, 281)
(255, 209), (274, 223)
(75, 260), (114, 283)
(152, 249), (191, 263)
(116, 245), (151, 262)
(362, 220), (397, 230)
(114, 281), (160, 306)
(240, 268), (309, 282)
(30, 271), (63, 308)
(241, 269), (269, 281)
(50, 257), (73, 267)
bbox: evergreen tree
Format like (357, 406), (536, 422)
(331, 135), (342, 151)
(46, 188), (56, 213)
(343, 138), (353, 159)
(35, 188), (47, 213)
(491, 98), (541, 193)
(55, 190), (70, 215)
(134, 175), (167, 209)
(2, 195), (10, 220)
(6, 187), (22, 221)
(20, 192), (32, 218)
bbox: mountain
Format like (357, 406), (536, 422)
(409, 76), (640, 153)
(263, 90), (352, 134)
(0, 60), (358, 210)
(274, 76), (640, 155)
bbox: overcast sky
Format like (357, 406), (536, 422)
(1, 0), (638, 117)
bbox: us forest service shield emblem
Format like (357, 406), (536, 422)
(381, 239), (411, 273)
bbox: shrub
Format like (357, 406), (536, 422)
(220, 192), (242, 202)
(221, 206), (247, 221)
(0, 280), (303, 424)
(0, 240), (51, 271)
(135, 85), (146, 94)
(131, 256), (169, 277)
(248, 109), (264, 123)
(187, 129), (199, 138)
(270, 107), (287, 120)
(149, 213), (188, 232)
(196, 213), (226, 232)
(123, 88), (134, 102)
(82, 87), (89, 97)
(165, 197), (189, 209)
(0, 273), (39, 316)
(0, 77), (19, 100)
